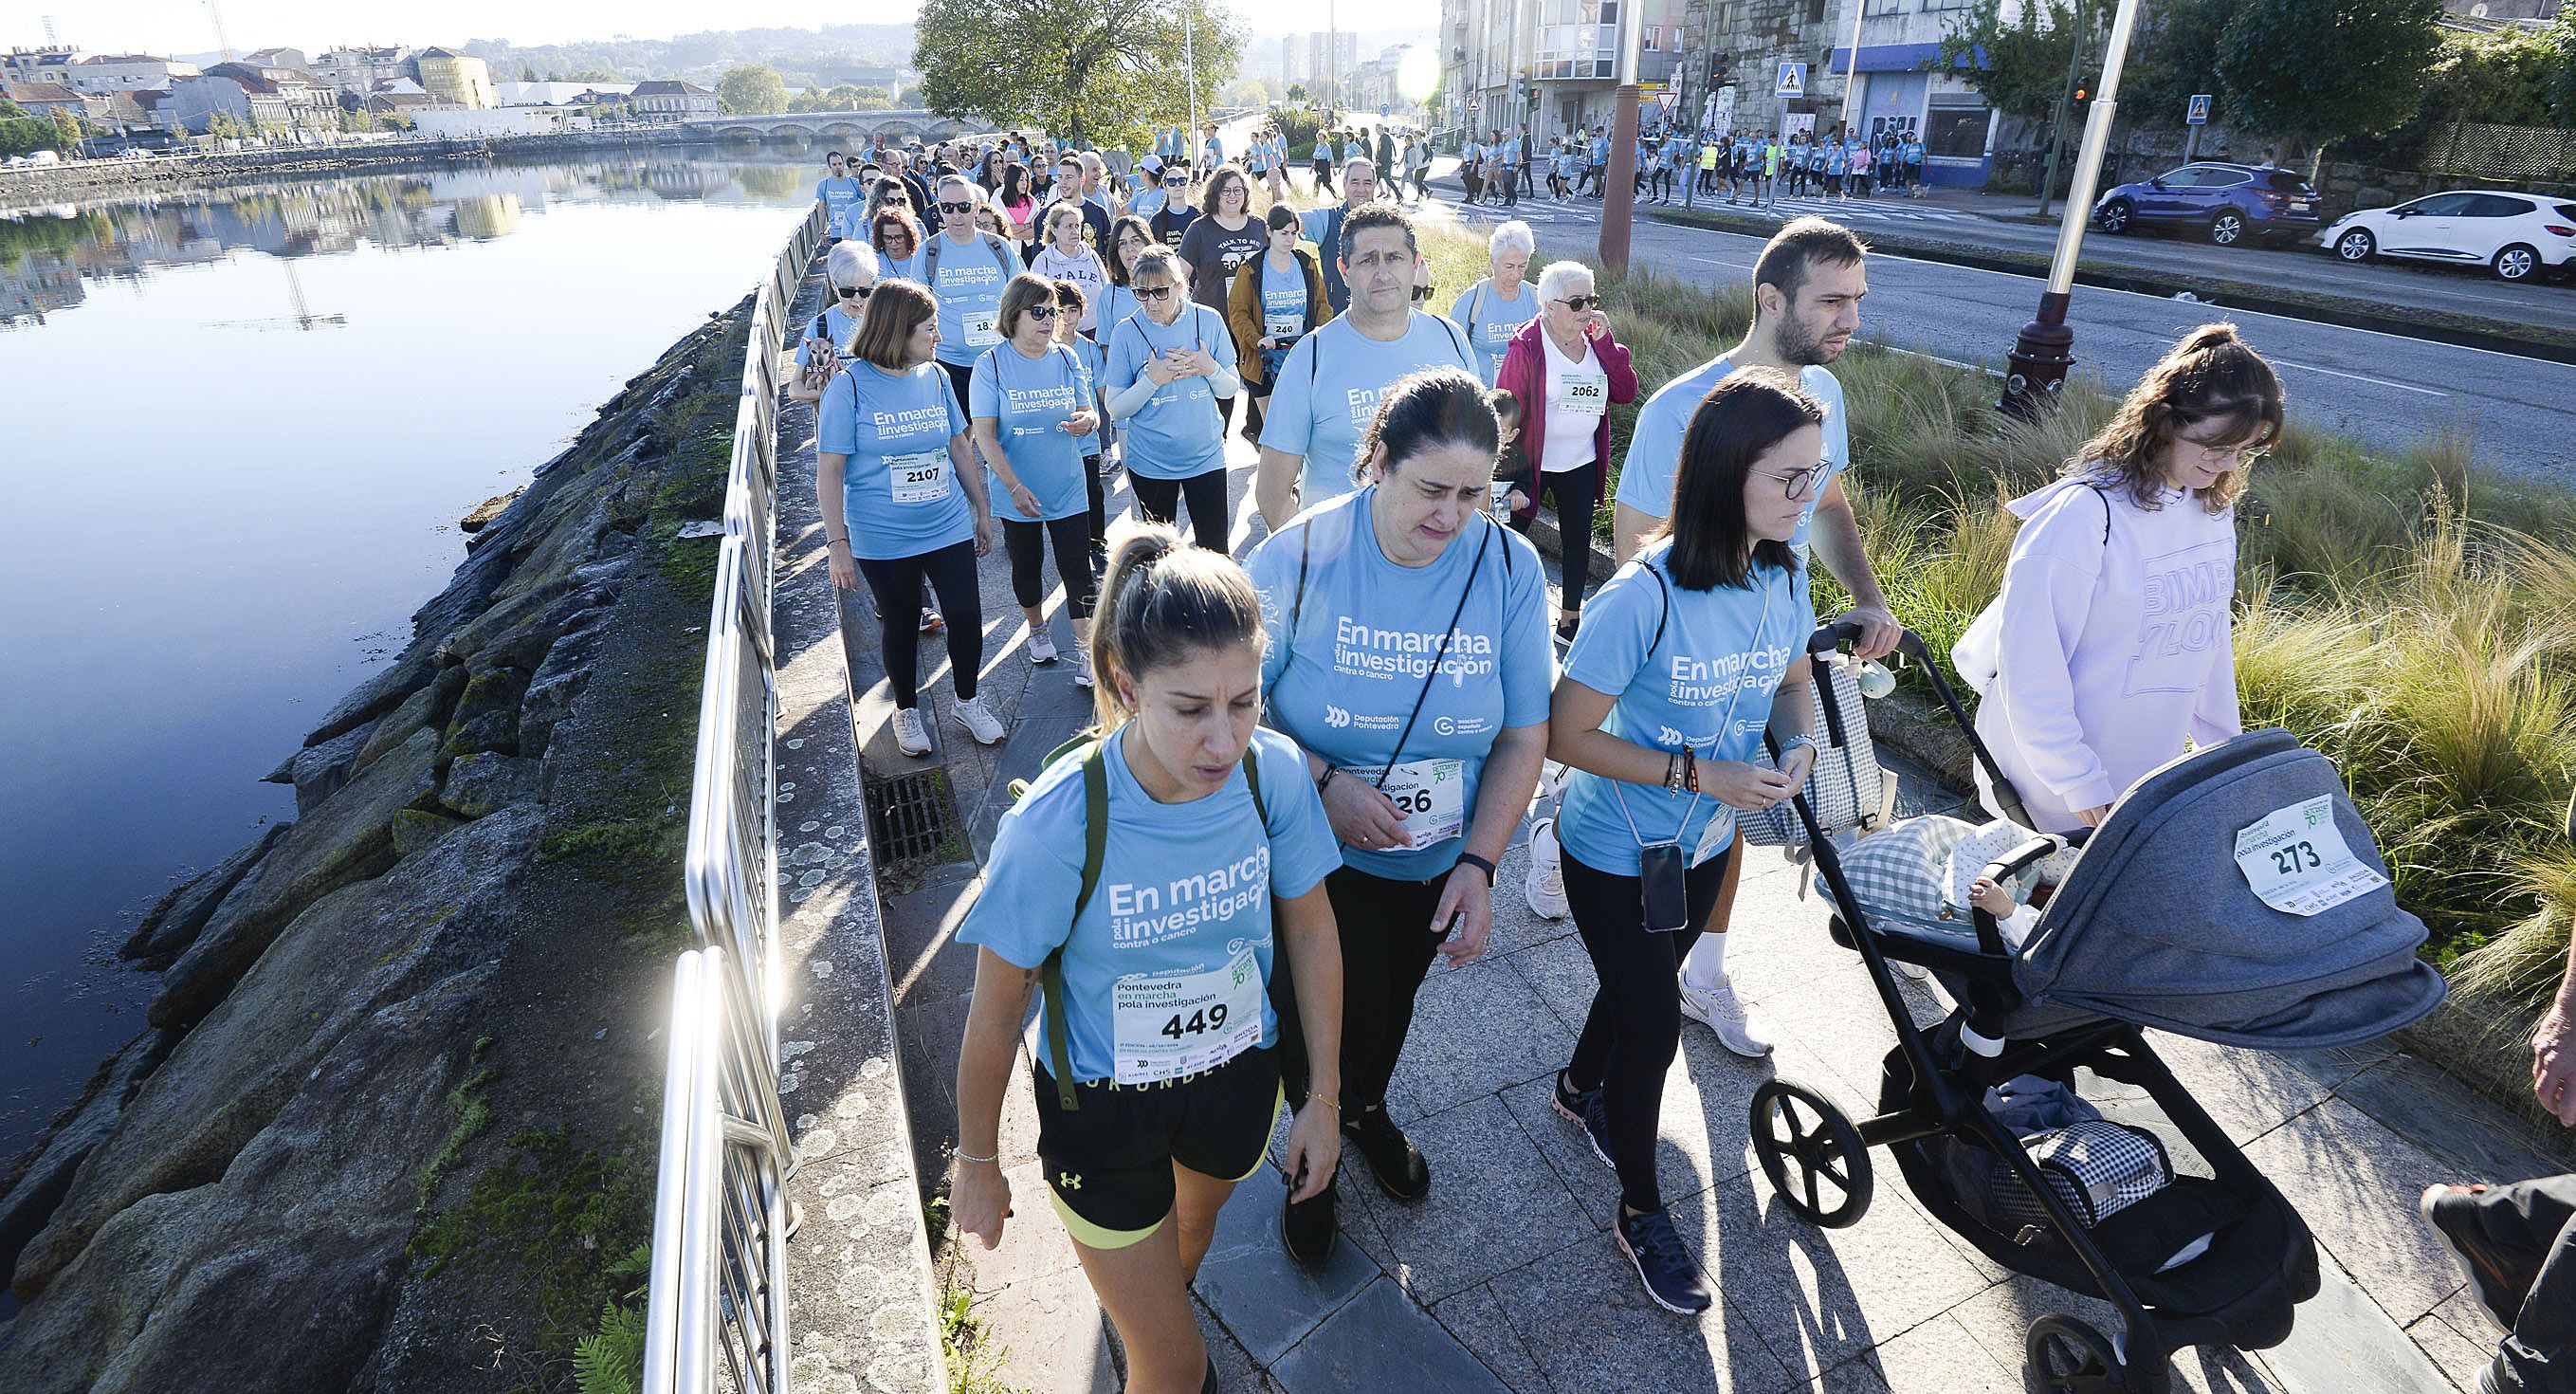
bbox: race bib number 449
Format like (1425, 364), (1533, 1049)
(2232, 796), (2387, 916)
(1111, 946), (1264, 1084)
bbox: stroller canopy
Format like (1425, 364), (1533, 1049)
(2004, 729), (2446, 1050)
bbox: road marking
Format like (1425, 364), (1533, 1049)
(2266, 358), (2449, 396)
(1882, 344), (2002, 377)
(1690, 254), (1755, 271)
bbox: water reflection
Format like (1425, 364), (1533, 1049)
(0, 155), (820, 328)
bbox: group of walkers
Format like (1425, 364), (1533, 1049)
(1450, 122), (1932, 209)
(839, 152), (2305, 1385)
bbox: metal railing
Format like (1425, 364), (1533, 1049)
(645, 202), (826, 1394)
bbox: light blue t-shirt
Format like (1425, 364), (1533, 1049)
(1132, 186), (1168, 220)
(970, 342), (1094, 523)
(923, 229), (1018, 368)
(815, 361), (972, 561)
(877, 244), (924, 284)
(1105, 303), (1237, 480)
(794, 302), (862, 369)
(1612, 355), (1850, 560)
(1246, 489), (1555, 878)
(1903, 139), (1926, 165)
(1826, 143), (1849, 175)
(1557, 542), (1814, 876)
(1589, 136), (1609, 163)
(1449, 279), (1542, 385)
(816, 174), (864, 220)
(1258, 258), (1308, 371)
(958, 725), (1340, 1084)
(1093, 283), (1142, 346)
(1264, 313), (1476, 506)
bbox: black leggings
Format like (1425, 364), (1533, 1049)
(1563, 845), (1736, 1214)
(855, 540), (983, 708)
(1509, 462), (1600, 611)
(1085, 457), (1106, 577)
(1273, 866), (1448, 1114)
(1002, 514), (1096, 615)
(1129, 467), (1230, 553)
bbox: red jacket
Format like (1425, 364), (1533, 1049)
(1492, 314), (1638, 521)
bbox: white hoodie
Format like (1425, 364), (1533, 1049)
(1958, 472), (2241, 834)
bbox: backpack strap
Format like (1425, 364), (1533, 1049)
(1041, 740), (1111, 1111)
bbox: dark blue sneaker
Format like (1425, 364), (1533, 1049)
(1550, 1070), (1613, 1171)
(1617, 1207), (1713, 1314)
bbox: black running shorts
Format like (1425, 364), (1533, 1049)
(1032, 1044), (1284, 1249)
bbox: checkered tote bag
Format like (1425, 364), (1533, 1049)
(1983, 1120), (2173, 1232)
(1743, 654), (1891, 849)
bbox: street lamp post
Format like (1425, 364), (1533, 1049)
(1597, 0), (1648, 273)
(2000, 0), (2144, 417)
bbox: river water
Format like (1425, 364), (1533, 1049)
(0, 152), (820, 1168)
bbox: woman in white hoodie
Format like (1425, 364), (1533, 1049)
(1958, 323), (2283, 834)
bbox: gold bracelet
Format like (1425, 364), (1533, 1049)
(1307, 1094), (1341, 1113)
(955, 1146), (999, 1164)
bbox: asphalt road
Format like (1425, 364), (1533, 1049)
(1418, 185), (2575, 487)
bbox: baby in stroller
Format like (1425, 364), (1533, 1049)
(1830, 811), (2074, 954)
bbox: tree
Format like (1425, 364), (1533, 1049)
(1937, 0), (2098, 127)
(716, 64), (790, 116)
(914, 0), (1242, 149)
(1287, 83), (1310, 105)
(1224, 76), (1283, 108)
(2213, 0), (2440, 171)
(2549, 6), (2576, 125)
(0, 100), (67, 156)
(2118, 0), (2233, 137)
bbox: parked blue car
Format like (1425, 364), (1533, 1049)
(2092, 162), (2324, 247)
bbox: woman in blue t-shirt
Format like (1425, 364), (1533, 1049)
(1224, 204), (1327, 450)
(949, 522), (1346, 1394)
(1243, 368), (1554, 1266)
(1105, 245), (1240, 553)
(1048, 277), (1115, 590)
(870, 203), (925, 284)
(817, 280), (1004, 756)
(1544, 368), (1825, 1315)
(973, 273), (1102, 682)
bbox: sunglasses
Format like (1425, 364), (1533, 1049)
(1134, 285), (1177, 301)
(1556, 295), (1601, 312)
(940, 200), (974, 214)
(1411, 284), (1435, 302)
(1025, 303), (1060, 321)
(838, 284), (871, 300)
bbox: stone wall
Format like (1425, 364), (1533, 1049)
(0, 302), (755, 1390)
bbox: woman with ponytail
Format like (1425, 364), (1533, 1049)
(1953, 322), (2283, 835)
(949, 520), (1348, 1394)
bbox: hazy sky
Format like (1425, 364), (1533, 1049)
(0, 0), (1437, 58)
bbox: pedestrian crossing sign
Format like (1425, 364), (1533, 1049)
(1777, 62), (1807, 98)
(2186, 93), (2212, 125)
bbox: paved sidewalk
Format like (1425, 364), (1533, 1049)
(785, 332), (2571, 1391)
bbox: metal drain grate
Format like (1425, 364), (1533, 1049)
(867, 768), (958, 864)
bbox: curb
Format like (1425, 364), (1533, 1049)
(1645, 206), (2576, 367)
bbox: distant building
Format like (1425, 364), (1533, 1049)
(240, 47), (310, 71)
(204, 62), (337, 128)
(1282, 35), (1301, 85)
(1308, 32), (1361, 101)
(494, 80), (636, 108)
(1819, 0), (2002, 187)
(411, 47), (498, 110)
(166, 71), (290, 133)
(3, 81), (86, 124)
(67, 54), (198, 94)
(2, 46), (76, 87)
(631, 80), (720, 122)
(312, 46), (411, 95)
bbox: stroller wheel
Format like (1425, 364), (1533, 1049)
(2026, 1315), (2165, 1394)
(1749, 1079), (1873, 1229)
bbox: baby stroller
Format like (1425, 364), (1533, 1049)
(1747, 616), (2449, 1393)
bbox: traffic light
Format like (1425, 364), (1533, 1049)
(1708, 52), (1732, 86)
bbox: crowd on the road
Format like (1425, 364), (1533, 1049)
(791, 127), (2575, 1394)
(1454, 120), (1929, 210)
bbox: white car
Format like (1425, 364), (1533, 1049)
(2320, 190), (2576, 283)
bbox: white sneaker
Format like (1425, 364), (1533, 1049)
(1678, 977), (1774, 1057)
(1028, 630), (1059, 665)
(1525, 817), (1569, 921)
(892, 706), (931, 757)
(1070, 644), (1094, 688)
(954, 694), (1006, 744)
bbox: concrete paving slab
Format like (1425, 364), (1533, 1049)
(1340, 1093), (1598, 1305)
(980, 1264), (1117, 1394)
(1196, 1293), (1286, 1394)
(2255, 1249), (2460, 1394)
(1430, 1280), (1553, 1394)
(878, 862), (983, 1014)
(1384, 954), (1578, 1124)
(1863, 1312), (2024, 1394)
(2334, 1053), (2568, 1186)
(2134, 1030), (2336, 1150)
(1270, 1275), (1514, 1394)
(1501, 934), (1601, 1037)
(1192, 1160), (1382, 1366)
(2406, 1309), (2495, 1394)
(1675, 1173), (1991, 1380)
(2240, 1096), (2465, 1326)
(1945, 1275), (2289, 1394)
(960, 1161), (1087, 1296)
(1484, 1233), (1798, 1394)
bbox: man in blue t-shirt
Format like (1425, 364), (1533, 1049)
(1256, 204), (1479, 530)
(1297, 158), (1381, 314)
(815, 150), (865, 240)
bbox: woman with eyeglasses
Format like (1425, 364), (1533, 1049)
(1226, 204), (1328, 449)
(1104, 246), (1239, 553)
(973, 273), (1103, 684)
(1096, 213), (1155, 346)
(790, 241), (878, 404)
(872, 204), (926, 284)
(1031, 202), (1109, 336)
(1492, 261), (1637, 640)
(1955, 323), (2280, 835)
(1149, 166), (1199, 250)
(1177, 164), (1266, 313)
(817, 279), (1005, 756)
(1545, 369), (1824, 1316)
(975, 145), (1007, 194)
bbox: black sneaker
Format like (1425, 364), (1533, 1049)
(1201, 1353), (1220, 1393)
(1551, 1070), (1614, 1172)
(1281, 1181), (1336, 1268)
(1343, 1105), (1430, 1201)
(1617, 1207), (1713, 1313)
(2421, 1184), (2517, 1331)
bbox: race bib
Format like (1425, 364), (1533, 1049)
(1111, 946), (1264, 1084)
(1363, 758), (1466, 847)
(1265, 311), (1301, 339)
(963, 308), (1002, 347)
(887, 449), (951, 504)
(2232, 796), (2387, 916)
(1556, 367), (1609, 418)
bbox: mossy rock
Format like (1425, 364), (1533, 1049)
(390, 809), (466, 857)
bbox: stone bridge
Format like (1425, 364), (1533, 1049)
(685, 110), (985, 145)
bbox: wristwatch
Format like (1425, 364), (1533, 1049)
(1454, 853), (1497, 885)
